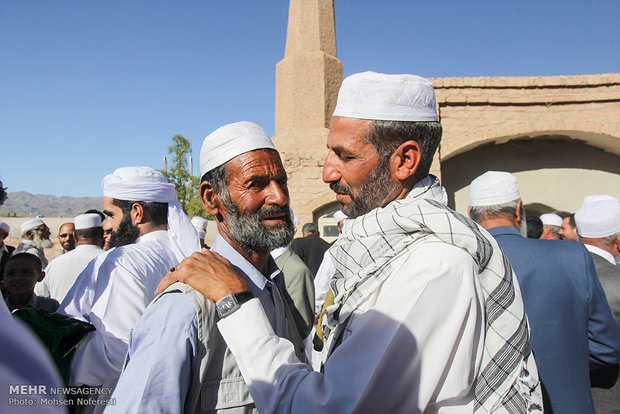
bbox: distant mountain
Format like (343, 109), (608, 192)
(0, 192), (103, 217)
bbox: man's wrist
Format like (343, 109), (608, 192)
(215, 291), (254, 318)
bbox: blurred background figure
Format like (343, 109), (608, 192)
(291, 223), (330, 278)
(539, 213), (562, 240)
(556, 211), (578, 241)
(526, 215), (543, 239)
(191, 216), (210, 250)
(56, 222), (76, 254)
(0, 222), (15, 291)
(15, 218), (53, 269)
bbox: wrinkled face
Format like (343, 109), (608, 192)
(3, 258), (42, 298)
(58, 223), (76, 251)
(103, 197), (139, 247)
(35, 224), (51, 240)
(559, 217), (578, 241)
(217, 150), (294, 254)
(322, 116), (395, 219)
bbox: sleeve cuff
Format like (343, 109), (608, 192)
(218, 298), (276, 354)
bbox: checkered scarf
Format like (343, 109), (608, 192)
(323, 176), (542, 413)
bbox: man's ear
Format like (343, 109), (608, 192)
(392, 140), (422, 181)
(38, 271), (45, 283)
(200, 181), (221, 217)
(515, 200), (523, 224)
(130, 203), (146, 225)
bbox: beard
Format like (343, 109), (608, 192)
(220, 193), (294, 255)
(33, 234), (54, 249)
(111, 213), (140, 247)
(329, 162), (396, 219)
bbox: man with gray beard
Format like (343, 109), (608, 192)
(108, 122), (306, 414)
(15, 218), (54, 269)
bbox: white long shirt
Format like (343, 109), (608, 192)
(219, 241), (486, 413)
(35, 244), (104, 303)
(58, 231), (180, 393)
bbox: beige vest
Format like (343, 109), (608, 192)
(159, 281), (306, 413)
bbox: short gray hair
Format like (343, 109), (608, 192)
(469, 200), (520, 223)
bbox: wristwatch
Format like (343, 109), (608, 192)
(215, 291), (254, 318)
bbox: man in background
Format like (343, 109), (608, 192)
(36, 213), (105, 303)
(539, 213), (562, 239)
(57, 222), (76, 254)
(15, 218), (53, 268)
(468, 171), (620, 414)
(0, 222), (15, 285)
(290, 223), (330, 277)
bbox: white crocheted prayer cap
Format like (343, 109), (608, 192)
(540, 213), (562, 227)
(469, 171), (520, 207)
(21, 218), (45, 234)
(0, 222), (9, 233)
(575, 199), (620, 238)
(191, 216), (208, 239)
(101, 166), (199, 259)
(200, 121), (276, 177)
(581, 194), (619, 206)
(74, 213), (102, 230)
(332, 71), (438, 122)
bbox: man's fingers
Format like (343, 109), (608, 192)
(155, 270), (179, 295)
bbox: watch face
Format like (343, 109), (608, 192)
(217, 295), (238, 317)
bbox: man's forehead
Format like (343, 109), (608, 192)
(228, 149), (285, 177)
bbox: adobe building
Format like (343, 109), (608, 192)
(274, 0), (620, 239)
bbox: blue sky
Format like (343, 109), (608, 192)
(1, 0), (619, 197)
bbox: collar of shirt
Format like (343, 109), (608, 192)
(73, 244), (104, 252)
(211, 234), (281, 296)
(584, 243), (616, 265)
(135, 230), (169, 245)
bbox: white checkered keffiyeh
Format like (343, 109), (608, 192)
(322, 176), (542, 413)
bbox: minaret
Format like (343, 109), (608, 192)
(273, 0), (342, 228)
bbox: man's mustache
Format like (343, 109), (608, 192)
(257, 204), (291, 221)
(329, 182), (353, 198)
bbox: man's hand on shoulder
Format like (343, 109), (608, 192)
(155, 249), (249, 302)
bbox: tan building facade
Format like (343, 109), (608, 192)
(275, 0), (620, 236)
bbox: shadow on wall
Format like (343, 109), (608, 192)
(441, 136), (620, 212)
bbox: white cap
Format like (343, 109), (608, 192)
(575, 199), (620, 238)
(332, 72), (438, 122)
(469, 171), (521, 207)
(74, 213), (102, 230)
(200, 121), (276, 177)
(191, 216), (208, 239)
(333, 210), (348, 222)
(0, 222), (9, 233)
(21, 218), (45, 234)
(581, 194), (619, 206)
(540, 213), (562, 227)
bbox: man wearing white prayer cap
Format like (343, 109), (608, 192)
(191, 215), (210, 249)
(469, 171), (620, 414)
(109, 123), (304, 413)
(58, 166), (199, 414)
(156, 73), (541, 413)
(576, 198), (620, 412)
(539, 213), (562, 240)
(35, 213), (105, 303)
(14, 218), (53, 269)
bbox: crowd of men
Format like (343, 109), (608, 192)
(1, 71), (620, 414)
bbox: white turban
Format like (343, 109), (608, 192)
(333, 71), (438, 122)
(469, 171), (521, 207)
(200, 121), (276, 177)
(581, 194), (619, 207)
(21, 218), (45, 234)
(74, 213), (102, 230)
(190, 216), (208, 240)
(540, 213), (562, 227)
(102, 166), (199, 259)
(575, 199), (620, 238)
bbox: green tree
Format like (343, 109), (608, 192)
(160, 134), (208, 219)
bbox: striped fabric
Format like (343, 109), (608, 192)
(322, 175), (542, 413)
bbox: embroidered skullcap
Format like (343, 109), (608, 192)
(332, 72), (438, 122)
(0, 222), (9, 233)
(200, 121), (276, 177)
(21, 218), (45, 234)
(540, 213), (562, 227)
(333, 210), (348, 222)
(581, 194), (619, 206)
(469, 171), (520, 207)
(575, 199), (620, 238)
(101, 166), (199, 259)
(74, 213), (102, 230)
(191, 216), (208, 240)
